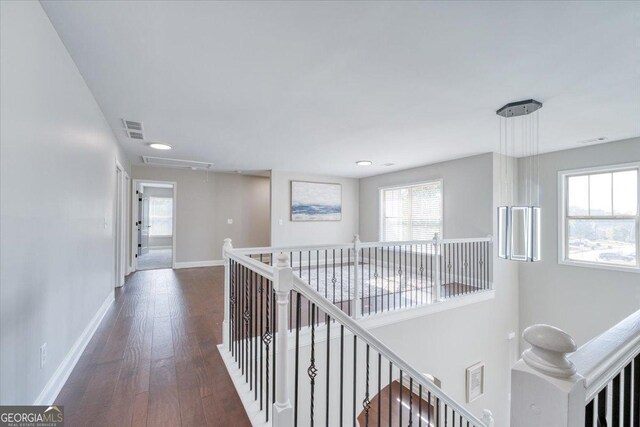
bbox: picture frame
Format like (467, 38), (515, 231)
(465, 362), (485, 403)
(290, 180), (342, 221)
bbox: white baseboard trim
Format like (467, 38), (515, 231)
(174, 259), (223, 269)
(149, 245), (172, 250)
(217, 345), (270, 427)
(34, 290), (115, 405)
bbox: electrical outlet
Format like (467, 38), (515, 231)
(278, 219), (283, 225)
(227, 218), (233, 225)
(104, 217), (108, 229)
(40, 343), (47, 368)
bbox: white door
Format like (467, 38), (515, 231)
(139, 196), (150, 255)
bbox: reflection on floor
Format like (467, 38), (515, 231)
(54, 267), (251, 426)
(137, 248), (172, 270)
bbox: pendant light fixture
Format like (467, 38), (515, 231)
(496, 99), (542, 262)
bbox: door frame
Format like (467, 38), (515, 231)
(131, 179), (177, 271)
(115, 161), (128, 288)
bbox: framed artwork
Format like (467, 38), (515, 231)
(290, 181), (342, 221)
(466, 362), (485, 403)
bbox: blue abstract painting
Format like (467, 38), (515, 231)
(291, 181), (342, 221)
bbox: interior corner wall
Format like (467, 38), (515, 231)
(0, 1), (130, 404)
(270, 171), (359, 247)
(131, 167), (270, 262)
(358, 153), (494, 241)
(518, 137), (640, 348)
(356, 153), (519, 425)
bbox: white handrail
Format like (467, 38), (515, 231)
(290, 273), (488, 427)
(226, 250), (274, 280)
(231, 236), (492, 255)
(570, 309), (640, 401)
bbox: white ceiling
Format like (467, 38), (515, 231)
(41, 1), (640, 178)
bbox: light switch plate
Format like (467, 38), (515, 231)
(227, 219), (233, 225)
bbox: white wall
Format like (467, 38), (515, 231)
(357, 153), (519, 425)
(132, 166), (270, 262)
(0, 1), (130, 404)
(518, 137), (640, 347)
(270, 170), (359, 246)
(359, 154), (494, 241)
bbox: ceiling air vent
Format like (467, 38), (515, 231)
(122, 119), (144, 132)
(142, 156), (213, 170)
(127, 130), (144, 140)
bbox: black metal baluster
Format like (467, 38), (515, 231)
(367, 247), (372, 315)
(597, 386), (607, 427)
(348, 249), (351, 316)
(444, 403), (448, 427)
(377, 353), (382, 427)
(623, 362), (631, 427)
(374, 247), (379, 314)
(255, 272), (260, 398)
(259, 274), (264, 410)
(326, 314), (331, 425)
(363, 344), (371, 427)
(613, 373), (621, 427)
(340, 249), (344, 315)
(427, 392), (431, 427)
(249, 271), (253, 388)
(340, 325), (345, 425)
(294, 292), (301, 426)
(309, 304), (317, 426)
(409, 377), (413, 426)
(633, 354), (639, 427)
(353, 336), (357, 427)
(333, 249), (337, 307)
(393, 246), (397, 309)
(399, 371), (403, 427)
(264, 280), (271, 421)
(418, 384), (422, 427)
(586, 399), (594, 427)
(388, 362), (393, 427)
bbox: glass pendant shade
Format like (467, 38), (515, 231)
(497, 206), (541, 262)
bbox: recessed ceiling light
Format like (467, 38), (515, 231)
(356, 160), (372, 166)
(577, 137), (607, 145)
(149, 143), (172, 150)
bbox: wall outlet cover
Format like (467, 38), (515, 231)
(40, 343), (47, 368)
(227, 219), (233, 225)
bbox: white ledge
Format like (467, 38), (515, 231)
(569, 309), (640, 401)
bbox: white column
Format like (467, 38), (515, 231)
(351, 234), (361, 319)
(222, 238), (233, 348)
(511, 324), (585, 427)
(433, 233), (442, 302)
(272, 252), (294, 427)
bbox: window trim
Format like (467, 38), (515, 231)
(148, 196), (174, 237)
(558, 162), (640, 273)
(378, 178), (444, 242)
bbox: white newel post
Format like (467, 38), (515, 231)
(272, 252), (294, 427)
(511, 324), (585, 427)
(481, 409), (495, 427)
(222, 238), (233, 349)
(352, 234), (361, 319)
(432, 233), (442, 302)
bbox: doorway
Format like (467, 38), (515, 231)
(114, 162), (128, 287)
(133, 180), (176, 270)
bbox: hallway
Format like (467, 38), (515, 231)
(54, 267), (250, 427)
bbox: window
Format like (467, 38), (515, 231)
(380, 180), (442, 242)
(560, 163), (639, 271)
(149, 197), (173, 236)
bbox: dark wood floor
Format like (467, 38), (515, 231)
(55, 267), (251, 427)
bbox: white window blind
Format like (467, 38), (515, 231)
(149, 197), (173, 236)
(381, 181), (442, 241)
